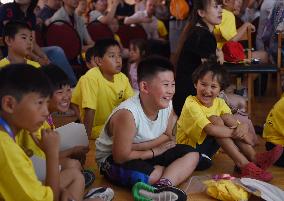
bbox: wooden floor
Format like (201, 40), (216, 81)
(55, 92), (284, 200)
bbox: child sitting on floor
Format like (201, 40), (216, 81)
(176, 61), (283, 182)
(71, 39), (134, 139)
(16, 64), (114, 200)
(95, 56), (199, 200)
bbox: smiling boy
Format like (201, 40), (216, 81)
(95, 56), (199, 195)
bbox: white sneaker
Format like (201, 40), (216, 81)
(84, 187), (114, 201)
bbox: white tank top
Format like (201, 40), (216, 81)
(95, 94), (172, 166)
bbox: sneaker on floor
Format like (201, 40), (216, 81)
(84, 187), (114, 201)
(240, 162), (273, 182)
(132, 182), (187, 201)
(256, 144), (283, 170)
(82, 169), (95, 189)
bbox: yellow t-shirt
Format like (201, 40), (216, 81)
(263, 97), (284, 145)
(157, 20), (168, 38)
(71, 67), (134, 139)
(214, 9), (237, 49)
(176, 96), (231, 148)
(0, 58), (41, 68)
(0, 130), (53, 201)
(16, 121), (51, 159)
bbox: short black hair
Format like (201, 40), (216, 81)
(41, 64), (70, 92)
(85, 45), (95, 63)
(192, 60), (229, 90)
(137, 55), (174, 83)
(0, 64), (52, 110)
(93, 38), (120, 58)
(3, 21), (32, 39)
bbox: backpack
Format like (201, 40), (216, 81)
(170, 0), (190, 20)
(222, 41), (245, 63)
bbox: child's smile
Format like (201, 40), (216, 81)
(195, 71), (221, 107)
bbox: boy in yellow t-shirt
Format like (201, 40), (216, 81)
(0, 65), (56, 201)
(263, 96), (284, 167)
(176, 61), (283, 182)
(71, 38), (134, 139)
(0, 21), (40, 68)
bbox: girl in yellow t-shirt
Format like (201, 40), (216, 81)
(176, 60), (283, 182)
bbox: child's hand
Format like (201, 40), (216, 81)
(232, 123), (248, 140)
(152, 141), (176, 157)
(32, 129), (60, 156)
(60, 189), (75, 201)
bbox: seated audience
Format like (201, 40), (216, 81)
(50, 0), (94, 51)
(0, 0), (77, 86)
(37, 0), (62, 26)
(124, 0), (161, 40)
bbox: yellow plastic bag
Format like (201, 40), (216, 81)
(203, 179), (250, 201)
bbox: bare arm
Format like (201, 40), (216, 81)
(231, 22), (255, 42)
(131, 109), (177, 150)
(111, 109), (154, 164)
(203, 123), (235, 138)
(30, 31), (50, 65)
(124, 14), (152, 25)
(83, 108), (95, 139)
(32, 129), (60, 201)
(98, 0), (119, 24)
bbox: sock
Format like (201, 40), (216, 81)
(153, 178), (173, 189)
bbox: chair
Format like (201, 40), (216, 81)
(117, 24), (147, 48)
(224, 26), (278, 116)
(87, 21), (114, 42)
(45, 20), (81, 61)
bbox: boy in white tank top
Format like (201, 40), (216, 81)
(96, 56), (199, 200)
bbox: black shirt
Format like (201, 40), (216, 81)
(173, 25), (217, 116)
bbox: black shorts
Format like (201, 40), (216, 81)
(192, 136), (220, 170)
(100, 144), (197, 187)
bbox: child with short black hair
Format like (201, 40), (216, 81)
(0, 21), (40, 68)
(96, 56), (199, 200)
(85, 45), (97, 69)
(0, 64), (58, 200)
(72, 38), (134, 139)
(176, 61), (283, 181)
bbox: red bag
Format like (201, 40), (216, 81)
(222, 41), (245, 63)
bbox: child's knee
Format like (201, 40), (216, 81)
(208, 115), (224, 126)
(61, 158), (82, 170)
(148, 166), (164, 184)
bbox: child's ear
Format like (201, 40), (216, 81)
(1, 95), (17, 114)
(197, 9), (205, 18)
(139, 81), (149, 94)
(4, 36), (12, 47)
(194, 83), (197, 89)
(94, 57), (102, 66)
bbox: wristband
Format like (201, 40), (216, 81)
(150, 149), (154, 158)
